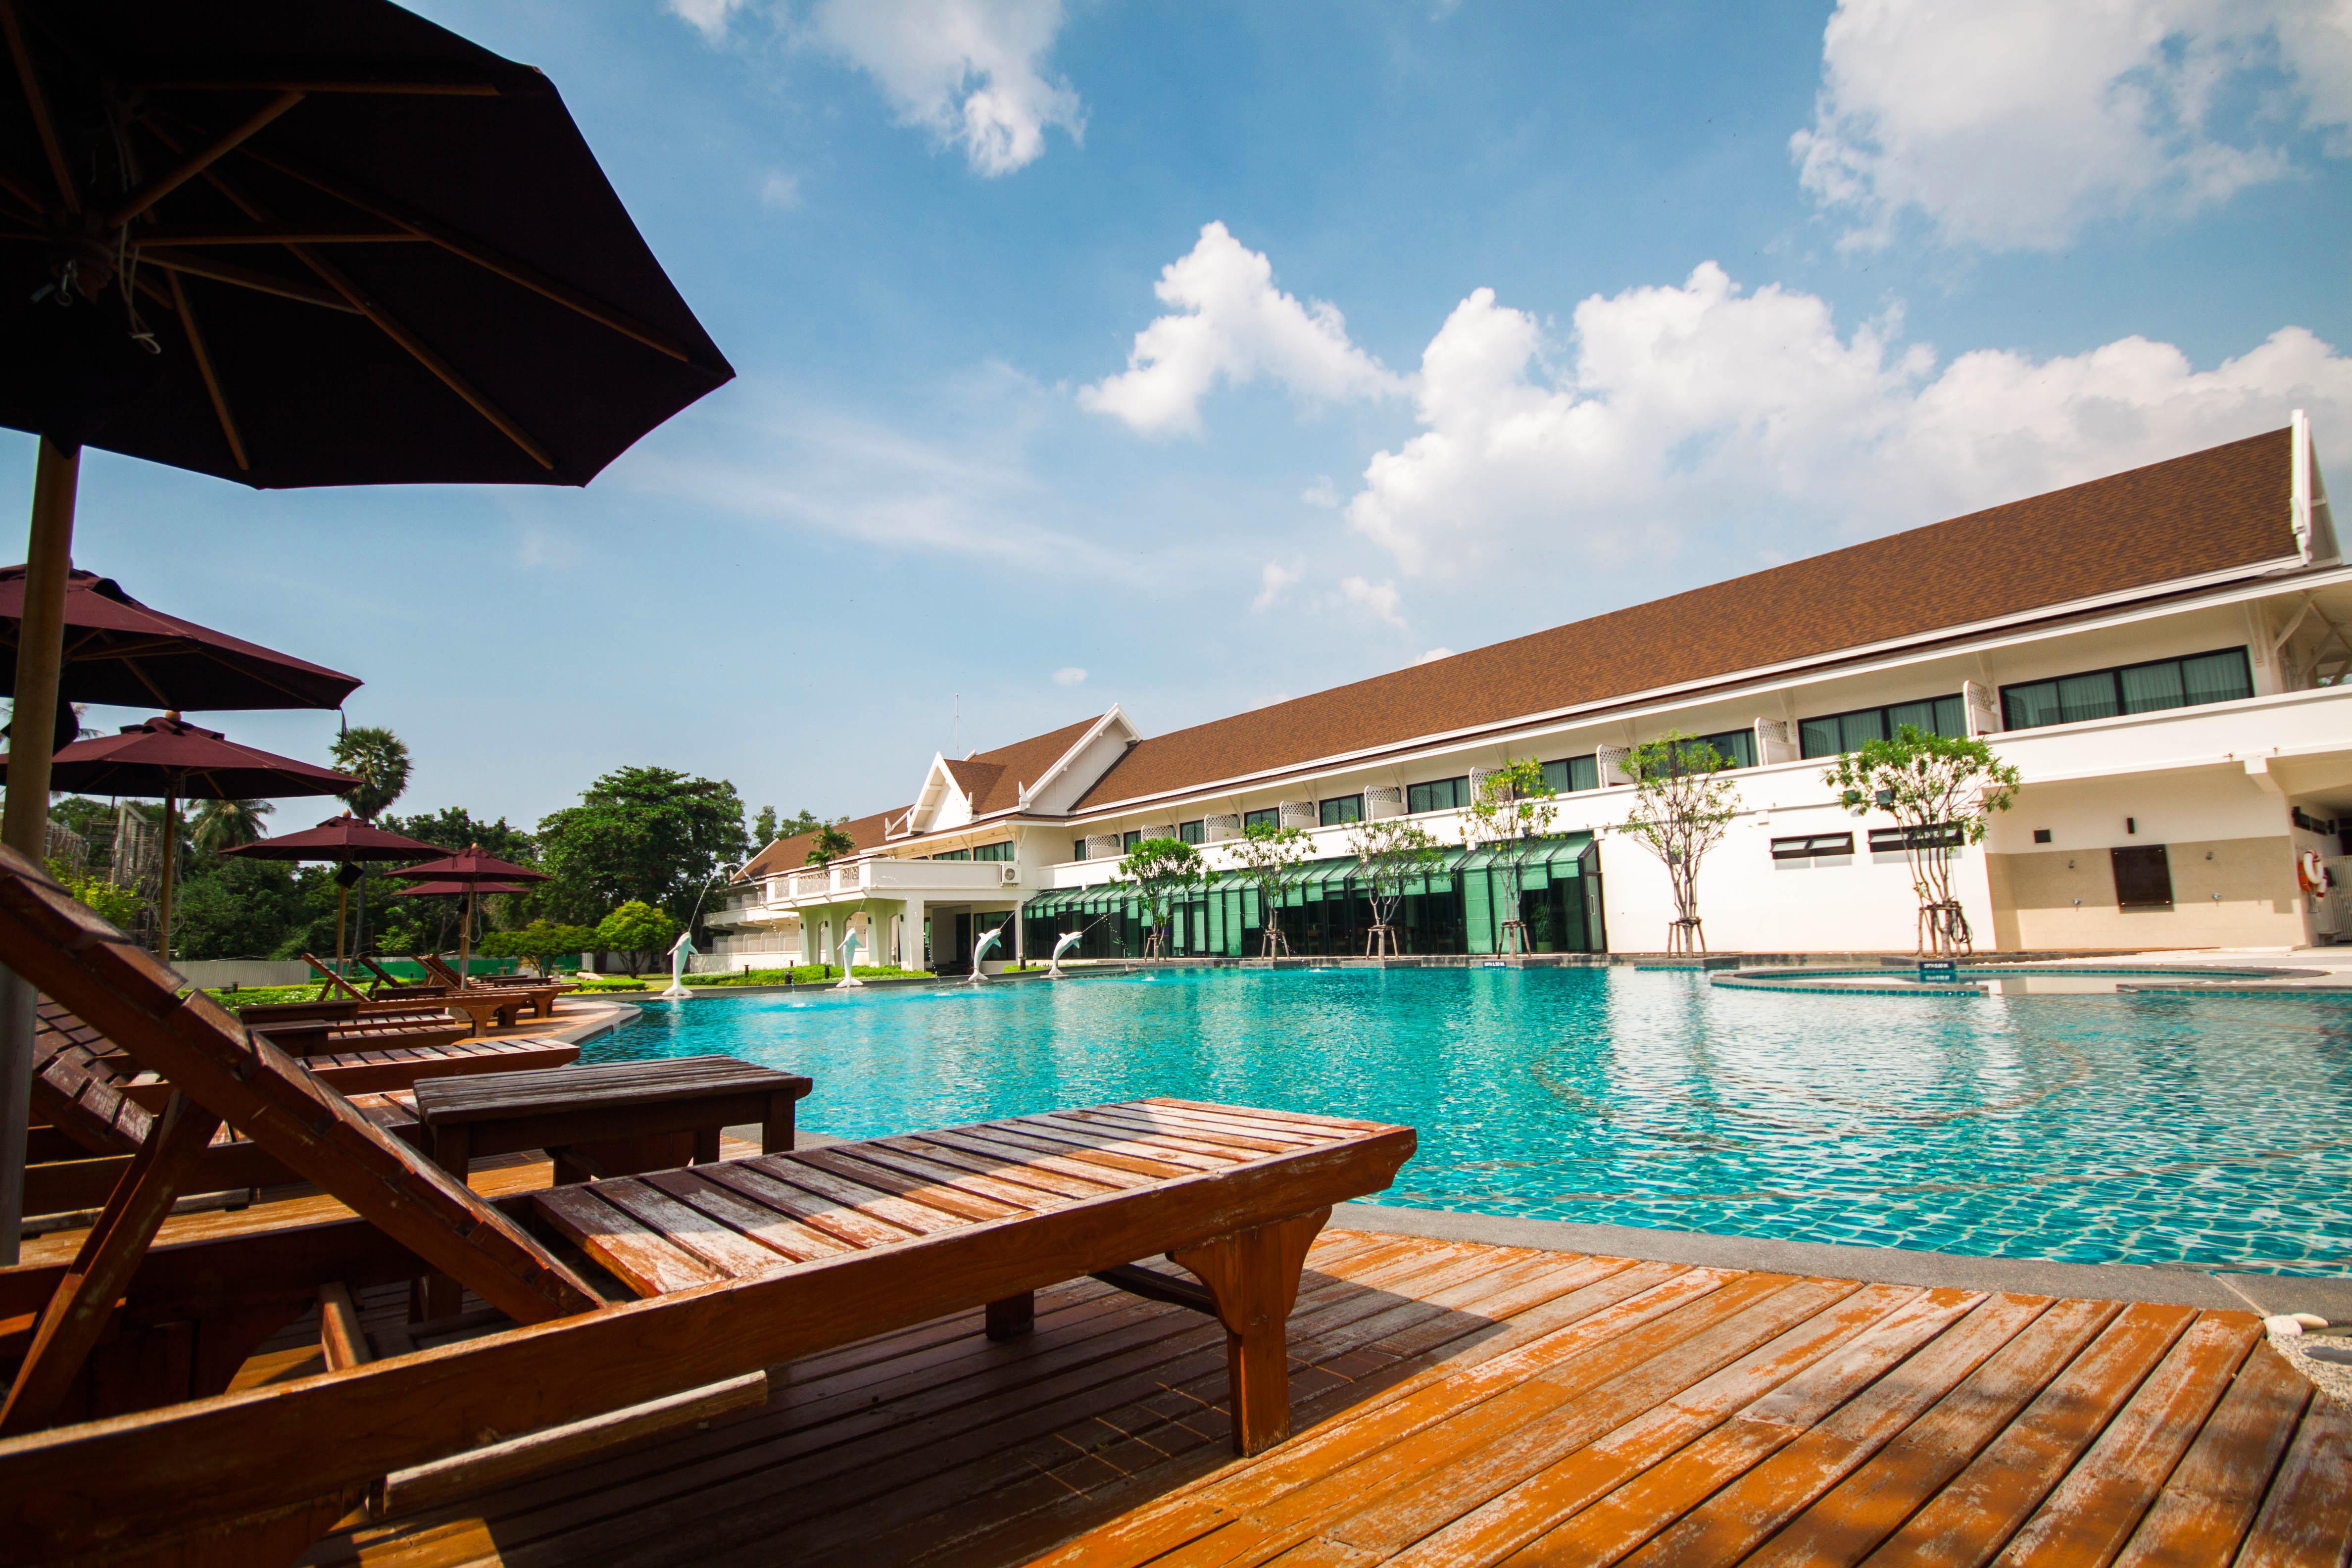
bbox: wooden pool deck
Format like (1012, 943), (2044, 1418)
(258, 1223), (2347, 1568)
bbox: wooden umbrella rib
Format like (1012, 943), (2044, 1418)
(0, 161), (45, 216)
(0, 0), (74, 213)
(140, 249), (360, 313)
(108, 91), (305, 228)
(166, 271), (248, 471)
(134, 221), (423, 245)
(290, 244), (554, 469)
(240, 148), (698, 364)
(137, 80), (503, 97)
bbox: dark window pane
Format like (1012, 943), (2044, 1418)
(2058, 672), (2119, 723)
(1839, 709), (1884, 749)
(1178, 820), (1204, 844)
(1073, 838), (1087, 861)
(1700, 729), (1755, 769)
(2112, 844), (2173, 908)
(1407, 782), (1433, 813)
(1123, 830), (1140, 850)
(2119, 660), (2185, 713)
(934, 848), (970, 861)
(2004, 681), (2061, 729)
(1887, 699), (1938, 735)
(1320, 795), (1363, 827)
(1539, 759), (1570, 794)
(1799, 717), (1842, 758)
(973, 841), (1014, 861)
(1243, 807), (1278, 831)
(1567, 755), (1598, 792)
(1932, 694), (1967, 736)
(2182, 649), (2253, 705)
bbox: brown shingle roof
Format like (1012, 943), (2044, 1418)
(1077, 428), (2298, 810)
(947, 714), (1107, 814)
(740, 807), (902, 881)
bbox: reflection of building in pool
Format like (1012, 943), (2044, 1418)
(707, 419), (2352, 966)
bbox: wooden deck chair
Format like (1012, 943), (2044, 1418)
(416, 951), (567, 1017)
(350, 952), (450, 1000)
(0, 846), (1413, 1565)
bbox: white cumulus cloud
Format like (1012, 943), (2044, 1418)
(1341, 575), (1407, 629)
(1415, 647), (1457, 665)
(1793, 0), (2352, 250)
(1252, 558), (1303, 612)
(1345, 260), (2352, 578)
(760, 171), (803, 210)
(1052, 665), (1088, 686)
(1080, 222), (1405, 437)
(807, 0), (1084, 176)
(667, 0), (747, 43)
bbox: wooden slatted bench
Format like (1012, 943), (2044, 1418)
(0, 845), (1415, 1566)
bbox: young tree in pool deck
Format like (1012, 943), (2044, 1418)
(1618, 732), (1740, 954)
(1466, 759), (1560, 955)
(1231, 821), (1311, 956)
(1348, 816), (1444, 957)
(1118, 836), (1203, 959)
(1823, 725), (2020, 955)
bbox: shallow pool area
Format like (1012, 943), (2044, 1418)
(586, 966), (2352, 1277)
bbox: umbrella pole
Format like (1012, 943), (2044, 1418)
(335, 882), (349, 978)
(0, 436), (79, 1268)
(157, 789), (179, 965)
(460, 885), (474, 983)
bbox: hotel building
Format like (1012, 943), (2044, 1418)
(709, 418), (2348, 968)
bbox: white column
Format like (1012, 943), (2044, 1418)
(903, 897), (926, 970)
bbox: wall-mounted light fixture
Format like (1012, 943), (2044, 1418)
(2125, 817), (2137, 834)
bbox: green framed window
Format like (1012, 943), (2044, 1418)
(1407, 776), (1468, 813)
(2001, 647), (2252, 731)
(1319, 794), (1364, 827)
(972, 841), (1014, 862)
(1178, 820), (1204, 844)
(1072, 838), (1087, 861)
(1242, 807), (1279, 831)
(1122, 829), (1141, 851)
(1540, 756), (1600, 793)
(1798, 694), (1968, 758)
(932, 847), (971, 861)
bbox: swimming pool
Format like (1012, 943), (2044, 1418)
(587, 966), (2352, 1277)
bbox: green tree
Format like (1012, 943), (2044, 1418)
(1118, 835), (1202, 958)
(1349, 816), (1444, 957)
(805, 820), (855, 867)
(170, 857), (315, 961)
(537, 766), (750, 927)
(1823, 725), (2021, 955)
(752, 805), (778, 846)
(593, 900), (679, 974)
(1231, 820), (1311, 956)
(1618, 732), (1740, 955)
(479, 918), (598, 973)
(1467, 759), (1560, 955)
(47, 858), (143, 931)
(330, 726), (411, 822)
(190, 796), (273, 854)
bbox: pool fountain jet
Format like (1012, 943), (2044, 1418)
(834, 928), (865, 988)
(659, 931), (697, 999)
(1046, 930), (1084, 978)
(966, 922), (1005, 983)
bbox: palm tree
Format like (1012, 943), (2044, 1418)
(330, 726), (411, 822)
(191, 797), (273, 854)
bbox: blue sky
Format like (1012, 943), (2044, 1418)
(10, 0), (2350, 833)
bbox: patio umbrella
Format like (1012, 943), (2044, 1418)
(389, 845), (546, 982)
(0, 0), (731, 1262)
(219, 810), (443, 977)
(0, 566), (361, 724)
(0, 712), (359, 964)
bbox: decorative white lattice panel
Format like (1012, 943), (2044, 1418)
(1203, 814), (1242, 842)
(1278, 799), (1317, 829)
(1366, 785), (1406, 819)
(1596, 745), (1633, 786)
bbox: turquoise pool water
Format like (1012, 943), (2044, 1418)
(587, 967), (2352, 1277)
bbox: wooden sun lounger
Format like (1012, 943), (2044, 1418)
(349, 952), (450, 1000)
(0, 845), (1414, 1567)
(416, 951), (570, 1016)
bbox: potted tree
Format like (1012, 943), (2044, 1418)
(1619, 732), (1739, 955)
(1118, 835), (1203, 959)
(1823, 725), (2020, 955)
(1348, 815), (1443, 957)
(1466, 759), (1559, 956)
(1231, 820), (1311, 956)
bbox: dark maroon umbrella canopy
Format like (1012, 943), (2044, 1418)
(0, 0), (735, 484)
(393, 879), (528, 897)
(390, 845), (548, 886)
(220, 810), (441, 863)
(7, 713), (360, 801)
(0, 566), (361, 712)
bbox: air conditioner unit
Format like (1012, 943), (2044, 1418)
(999, 864), (1020, 885)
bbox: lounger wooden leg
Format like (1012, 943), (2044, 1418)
(984, 1292), (1034, 1340)
(1170, 1206), (1330, 1456)
(420, 1126), (474, 1323)
(761, 1089), (798, 1154)
(1, 1092), (223, 1434)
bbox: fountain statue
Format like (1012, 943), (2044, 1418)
(834, 927), (865, 987)
(1047, 929), (1084, 978)
(659, 931), (696, 999)
(966, 922), (1004, 983)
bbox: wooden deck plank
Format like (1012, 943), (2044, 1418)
(2189, 1365), (2352, 1568)
(1737, 1296), (2169, 1568)
(1068, 1107), (1309, 1155)
(1099, 1105), (1332, 1149)
(965, 1121), (1206, 1180)
(837, 1140), (1080, 1212)
(532, 1185), (726, 1296)
(747, 1153), (978, 1234)
(690, 1159), (920, 1249)
(588, 1179), (795, 1281)
(2111, 1345), (2312, 1568)
(874, 1134), (1129, 1200)
(1011, 1113), (1257, 1170)
(638, 1169), (856, 1262)
(913, 1127), (1162, 1190)
(787, 1145), (1026, 1223)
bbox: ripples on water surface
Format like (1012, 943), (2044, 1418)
(591, 967), (2352, 1276)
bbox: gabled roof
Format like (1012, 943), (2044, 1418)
(740, 807), (901, 881)
(1075, 427), (2306, 810)
(951, 714), (1107, 815)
